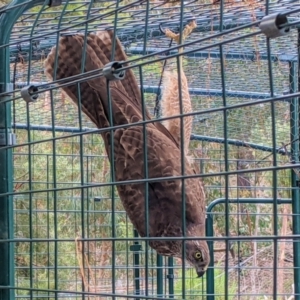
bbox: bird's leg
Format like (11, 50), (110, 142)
(163, 20), (197, 67)
(164, 19), (197, 45)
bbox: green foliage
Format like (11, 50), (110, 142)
(14, 128), (128, 292)
(7, 8), (294, 295)
(174, 266), (237, 299)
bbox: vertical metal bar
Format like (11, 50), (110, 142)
(49, 89), (58, 300)
(110, 0), (120, 60)
(86, 155), (90, 292)
(0, 2), (59, 298)
(25, 94), (33, 300)
(218, 0), (229, 297)
(0, 1), (42, 298)
(47, 154), (50, 298)
(206, 212), (214, 300)
(167, 257), (174, 298)
(0, 87), (14, 300)
(140, 1), (150, 295)
(25, 7), (45, 292)
(76, 12), (94, 295)
(138, 63), (149, 297)
(0, 9), (16, 299)
(176, 1), (186, 297)
(77, 1), (92, 295)
(132, 229), (141, 299)
(156, 255), (163, 297)
(265, 0), (278, 295)
(106, 77), (116, 299)
(291, 38), (300, 299)
(76, 80), (86, 300)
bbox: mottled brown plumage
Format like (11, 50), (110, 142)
(161, 20), (196, 161)
(44, 31), (209, 277)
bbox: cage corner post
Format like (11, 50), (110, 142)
(291, 28), (300, 300)
(0, 15), (15, 300)
(205, 203), (215, 300)
(0, 1), (43, 298)
(0, 82), (14, 300)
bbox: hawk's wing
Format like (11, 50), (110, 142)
(45, 32), (178, 146)
(44, 31), (206, 237)
(113, 125), (206, 237)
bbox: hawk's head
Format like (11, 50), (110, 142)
(185, 240), (210, 278)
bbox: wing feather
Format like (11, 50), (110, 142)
(114, 126), (206, 237)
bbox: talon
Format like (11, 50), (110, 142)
(159, 24), (166, 34)
(161, 20), (197, 45)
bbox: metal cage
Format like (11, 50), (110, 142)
(0, 0), (300, 299)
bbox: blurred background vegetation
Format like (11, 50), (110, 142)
(3, 0), (297, 298)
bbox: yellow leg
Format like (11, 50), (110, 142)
(164, 20), (197, 44)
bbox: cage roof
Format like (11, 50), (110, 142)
(4, 0), (300, 61)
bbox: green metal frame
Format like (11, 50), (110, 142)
(0, 85), (14, 300)
(1, 0), (300, 299)
(290, 53), (300, 299)
(205, 57), (300, 300)
(0, 1), (46, 299)
(206, 198), (292, 300)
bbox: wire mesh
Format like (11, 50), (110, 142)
(0, 0), (300, 299)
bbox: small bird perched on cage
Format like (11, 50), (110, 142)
(44, 30), (210, 277)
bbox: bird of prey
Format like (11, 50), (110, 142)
(44, 30), (210, 277)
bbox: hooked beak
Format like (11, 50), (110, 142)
(196, 267), (207, 278)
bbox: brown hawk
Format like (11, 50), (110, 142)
(44, 30), (210, 277)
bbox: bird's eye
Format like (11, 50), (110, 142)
(195, 251), (202, 260)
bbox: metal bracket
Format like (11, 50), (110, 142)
(0, 133), (16, 146)
(103, 61), (125, 81)
(259, 13), (290, 38)
(20, 85), (39, 103)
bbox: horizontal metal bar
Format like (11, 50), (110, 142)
(206, 197), (291, 214)
(13, 123), (288, 155)
(13, 123), (94, 133)
(129, 47), (297, 62)
(0, 285), (171, 300)
(3, 90), (297, 150)
(7, 20), (257, 59)
(142, 85), (281, 99)
(190, 134), (289, 155)
(14, 82), (283, 100)
(9, 45), (297, 66)
(14, 82), (49, 87)
(2, 163), (299, 198)
(0, 233), (298, 243)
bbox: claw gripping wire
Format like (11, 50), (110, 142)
(259, 13), (290, 38)
(103, 61), (125, 81)
(21, 85), (39, 103)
